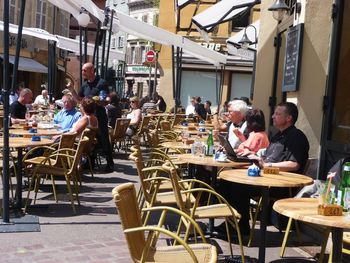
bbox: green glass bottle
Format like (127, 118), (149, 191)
(337, 162), (350, 208)
(206, 130), (214, 156)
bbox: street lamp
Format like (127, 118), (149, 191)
(77, 8), (90, 87)
(238, 25), (257, 49)
(268, 0), (290, 21)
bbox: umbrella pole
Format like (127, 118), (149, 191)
(79, 26), (83, 88)
(10, 0), (26, 95)
(2, 0), (11, 223)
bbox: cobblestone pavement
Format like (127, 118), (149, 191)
(0, 153), (328, 262)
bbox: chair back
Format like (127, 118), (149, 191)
(134, 157), (153, 203)
(136, 115), (151, 137)
(160, 120), (171, 131)
(67, 136), (90, 175)
(146, 129), (160, 148)
(111, 118), (131, 141)
(55, 132), (78, 165)
(172, 114), (186, 127)
(112, 183), (145, 260)
(166, 165), (188, 212)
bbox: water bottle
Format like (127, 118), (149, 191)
(337, 162), (350, 209)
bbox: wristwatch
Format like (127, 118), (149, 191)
(267, 163), (272, 167)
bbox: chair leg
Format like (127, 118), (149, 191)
(24, 174), (36, 213)
(72, 175), (80, 206)
(51, 175), (58, 203)
(65, 177), (76, 214)
(280, 217), (294, 257)
(33, 176), (42, 205)
(248, 197), (262, 247)
(87, 156), (94, 178)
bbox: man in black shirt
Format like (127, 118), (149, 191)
(193, 96), (207, 120)
(10, 88), (33, 124)
(219, 102), (309, 236)
(68, 62), (114, 172)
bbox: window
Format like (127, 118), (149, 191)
(142, 14), (148, 23)
(231, 9), (250, 30)
(9, 0), (16, 24)
(141, 46), (146, 63)
(36, 0), (47, 29)
(131, 46), (136, 64)
(118, 36), (124, 48)
(59, 11), (69, 37)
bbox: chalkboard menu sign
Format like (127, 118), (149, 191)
(282, 23), (304, 92)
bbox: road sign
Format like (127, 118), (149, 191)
(146, 50), (156, 63)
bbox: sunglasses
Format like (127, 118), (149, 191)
(130, 101), (136, 103)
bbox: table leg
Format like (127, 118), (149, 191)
(208, 167), (218, 233)
(14, 147), (23, 209)
(332, 227), (343, 263)
(258, 187), (269, 263)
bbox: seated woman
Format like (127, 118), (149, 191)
(71, 97), (98, 135)
(234, 108), (269, 156)
(126, 96), (142, 136)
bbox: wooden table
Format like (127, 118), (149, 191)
(274, 198), (350, 263)
(160, 141), (192, 151)
(9, 129), (63, 137)
(219, 169), (313, 263)
(174, 128), (209, 136)
(0, 137), (54, 208)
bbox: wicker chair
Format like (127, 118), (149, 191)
(112, 182), (217, 263)
(24, 136), (89, 214)
(163, 163), (245, 261)
(109, 118), (131, 153)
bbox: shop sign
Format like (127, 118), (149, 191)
(9, 34), (28, 48)
(200, 42), (221, 52)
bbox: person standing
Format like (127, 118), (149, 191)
(10, 88), (33, 124)
(68, 62), (114, 173)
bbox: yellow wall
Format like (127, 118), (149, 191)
(254, 0), (333, 158)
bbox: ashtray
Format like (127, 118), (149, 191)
(31, 136), (41, 141)
(29, 128), (37, 133)
(198, 127), (206, 132)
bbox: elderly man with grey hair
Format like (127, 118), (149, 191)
(217, 99), (249, 148)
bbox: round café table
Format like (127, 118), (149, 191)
(160, 141), (192, 151)
(9, 129), (63, 137)
(219, 169), (313, 263)
(274, 198), (350, 263)
(0, 137), (54, 208)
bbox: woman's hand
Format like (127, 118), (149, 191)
(233, 128), (246, 141)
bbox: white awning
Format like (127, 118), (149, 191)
(192, 0), (258, 32)
(0, 55), (48, 73)
(56, 35), (125, 61)
(176, 0), (195, 9)
(113, 11), (226, 66)
(47, 0), (226, 66)
(226, 20), (260, 51)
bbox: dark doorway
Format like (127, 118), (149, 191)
(320, 0), (350, 179)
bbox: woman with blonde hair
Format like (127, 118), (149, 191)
(126, 96), (142, 136)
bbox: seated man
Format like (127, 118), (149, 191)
(33, 88), (50, 108)
(10, 88), (33, 124)
(219, 102), (309, 236)
(53, 94), (81, 132)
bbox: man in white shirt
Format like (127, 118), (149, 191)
(33, 88), (50, 107)
(185, 97), (196, 116)
(217, 99), (249, 148)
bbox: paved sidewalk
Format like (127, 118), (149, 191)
(0, 153), (327, 262)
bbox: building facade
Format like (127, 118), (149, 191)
(0, 0), (70, 98)
(158, 0), (260, 112)
(253, 0), (349, 178)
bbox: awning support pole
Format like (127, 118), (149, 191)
(93, 21), (101, 75)
(10, 0), (26, 95)
(105, 9), (114, 80)
(79, 26), (83, 88)
(2, 0), (11, 223)
(48, 40), (56, 102)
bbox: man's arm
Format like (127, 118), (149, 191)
(260, 159), (300, 172)
(67, 82), (82, 102)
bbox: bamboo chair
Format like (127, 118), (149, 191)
(171, 114), (186, 128)
(112, 182), (217, 263)
(24, 136), (90, 214)
(76, 128), (98, 183)
(109, 118), (131, 153)
(136, 115), (152, 144)
(163, 163), (245, 261)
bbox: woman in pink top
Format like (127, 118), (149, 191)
(234, 108), (269, 156)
